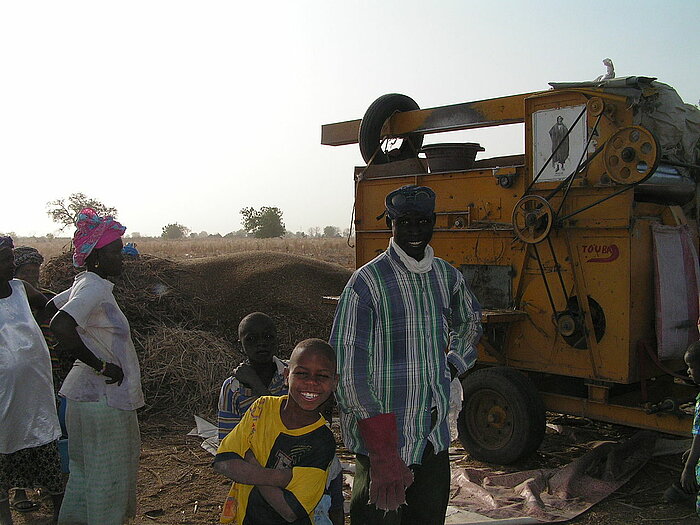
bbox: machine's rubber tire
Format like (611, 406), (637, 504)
(458, 366), (546, 464)
(359, 93), (424, 164)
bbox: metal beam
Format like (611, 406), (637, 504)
(320, 119), (361, 147)
(321, 92), (541, 146)
(540, 392), (691, 436)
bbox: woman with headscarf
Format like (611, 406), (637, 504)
(49, 209), (145, 525)
(0, 236), (64, 525)
(12, 247), (72, 513)
(13, 246), (45, 289)
(13, 247), (72, 391)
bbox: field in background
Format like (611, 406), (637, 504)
(14, 236), (356, 269)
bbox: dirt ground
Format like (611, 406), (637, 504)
(11, 416), (697, 525)
(134, 417), (700, 525)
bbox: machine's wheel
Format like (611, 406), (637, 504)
(603, 126), (659, 184)
(458, 367), (545, 464)
(512, 195), (554, 244)
(359, 94), (424, 164)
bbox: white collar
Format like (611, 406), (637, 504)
(390, 238), (434, 274)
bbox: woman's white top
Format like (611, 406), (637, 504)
(0, 280), (61, 453)
(54, 271), (145, 411)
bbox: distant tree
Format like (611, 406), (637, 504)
(198, 231), (208, 238)
(240, 206), (285, 238)
(342, 228), (351, 238)
(130, 232), (141, 239)
(223, 230), (247, 238)
(323, 226), (340, 238)
(307, 226), (320, 238)
(45, 233), (55, 239)
(161, 223), (190, 239)
(47, 192), (118, 231)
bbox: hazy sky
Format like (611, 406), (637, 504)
(1, 0), (698, 237)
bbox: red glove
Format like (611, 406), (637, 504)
(358, 413), (414, 511)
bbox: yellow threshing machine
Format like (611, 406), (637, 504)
(322, 76), (700, 463)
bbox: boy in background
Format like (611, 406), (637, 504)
(681, 340), (700, 517)
(213, 339), (338, 524)
(218, 312), (287, 442)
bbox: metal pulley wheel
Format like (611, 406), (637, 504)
(512, 195), (554, 244)
(556, 313), (577, 337)
(587, 97), (605, 117)
(603, 126), (659, 184)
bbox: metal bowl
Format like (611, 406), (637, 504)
(420, 142), (485, 172)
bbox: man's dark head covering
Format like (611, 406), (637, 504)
(0, 236), (13, 250)
(385, 185), (436, 219)
(14, 246), (44, 268)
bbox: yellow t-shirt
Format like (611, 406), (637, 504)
(215, 395), (335, 524)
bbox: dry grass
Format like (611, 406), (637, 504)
(14, 236), (356, 269)
(135, 326), (242, 417)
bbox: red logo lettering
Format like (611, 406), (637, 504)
(584, 244), (619, 263)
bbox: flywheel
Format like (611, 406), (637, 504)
(603, 126), (659, 184)
(512, 195), (554, 244)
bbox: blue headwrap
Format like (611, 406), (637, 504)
(122, 243), (139, 258)
(385, 185), (436, 219)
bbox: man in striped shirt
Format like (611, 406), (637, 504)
(330, 185), (482, 525)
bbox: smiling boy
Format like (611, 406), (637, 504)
(213, 339), (339, 524)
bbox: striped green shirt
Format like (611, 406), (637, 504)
(329, 246), (482, 465)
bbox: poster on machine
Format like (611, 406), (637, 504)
(532, 105), (587, 182)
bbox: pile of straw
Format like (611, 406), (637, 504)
(134, 326), (243, 416)
(42, 253), (203, 331)
(41, 251), (351, 419)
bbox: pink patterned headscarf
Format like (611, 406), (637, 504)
(72, 208), (126, 267)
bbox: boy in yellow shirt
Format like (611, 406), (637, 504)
(213, 339), (338, 524)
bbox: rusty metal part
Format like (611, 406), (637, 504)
(634, 164), (696, 205)
(558, 296), (606, 350)
(481, 309), (528, 324)
(604, 126), (659, 184)
(557, 313), (577, 337)
(540, 391), (693, 437)
(512, 195), (554, 244)
(463, 385), (513, 447)
(587, 96), (605, 117)
(420, 142), (485, 172)
(321, 92), (539, 146)
(604, 102), (616, 120)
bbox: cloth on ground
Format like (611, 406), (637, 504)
(447, 431), (657, 523)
